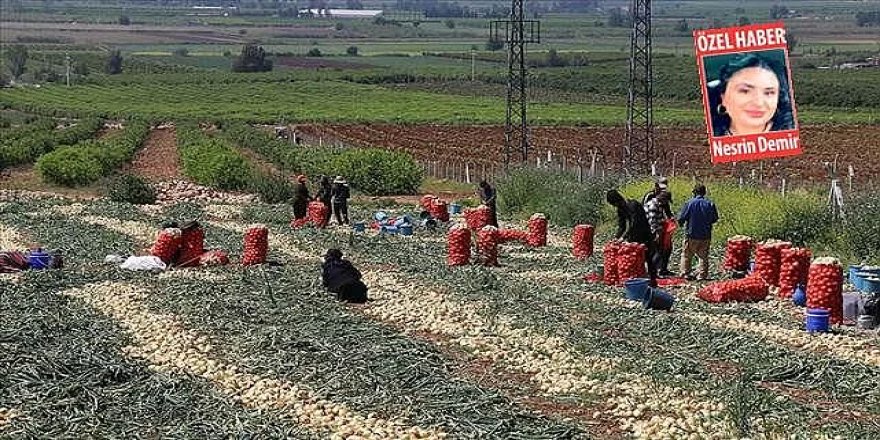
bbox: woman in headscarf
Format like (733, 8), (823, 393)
(321, 248), (368, 303)
(331, 176), (350, 225)
(292, 174), (310, 220)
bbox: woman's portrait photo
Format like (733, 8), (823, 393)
(704, 50), (796, 137)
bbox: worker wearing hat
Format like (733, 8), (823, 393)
(331, 176), (350, 225)
(292, 174), (310, 221)
(643, 177), (675, 276)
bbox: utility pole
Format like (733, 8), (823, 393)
(625, 0), (655, 174)
(491, 0), (540, 169)
(471, 47), (476, 81)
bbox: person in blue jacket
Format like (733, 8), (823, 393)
(677, 184), (719, 281)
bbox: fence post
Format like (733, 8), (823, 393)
(465, 163), (471, 184)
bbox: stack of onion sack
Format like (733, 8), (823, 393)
(497, 228), (528, 244)
(429, 198), (450, 223)
(307, 201), (329, 228)
(526, 213), (548, 247)
(697, 275), (769, 303)
(150, 228), (182, 265)
(723, 235), (753, 272)
(447, 224), (471, 266)
(464, 205), (491, 230)
(242, 225), (269, 266)
(199, 250), (230, 266)
(602, 241), (621, 285)
(778, 247), (812, 298)
(477, 226), (500, 266)
(616, 241), (647, 282)
(176, 222), (205, 267)
(420, 194), (436, 211)
(754, 240), (791, 287)
(572, 225), (595, 260)
(807, 257), (844, 324)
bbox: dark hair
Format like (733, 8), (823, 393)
(693, 184), (707, 196)
(606, 189), (625, 206)
(708, 52), (794, 136)
(324, 248), (343, 260)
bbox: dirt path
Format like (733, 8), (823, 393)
(127, 127), (184, 181)
(235, 146), (281, 177)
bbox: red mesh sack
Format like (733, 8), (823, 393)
(464, 205), (491, 230)
(697, 275), (769, 303)
(754, 240), (791, 287)
(723, 235), (753, 272)
(150, 228), (182, 264)
(447, 225), (471, 266)
(476, 226), (499, 267)
(290, 217), (310, 229)
(199, 250), (230, 266)
(526, 213), (548, 247)
(616, 241), (647, 283)
(308, 201), (329, 228)
(176, 225), (205, 267)
(807, 258), (844, 325)
(602, 241), (621, 286)
(242, 225), (269, 266)
(420, 194), (437, 211)
(779, 247), (812, 298)
(497, 228), (528, 244)
(429, 199), (450, 223)
(572, 225), (595, 260)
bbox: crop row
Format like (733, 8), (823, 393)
(0, 117), (101, 170)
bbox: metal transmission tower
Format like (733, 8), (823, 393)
(491, 1), (539, 167)
(625, 0), (655, 174)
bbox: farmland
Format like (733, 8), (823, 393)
(3, 1), (880, 438)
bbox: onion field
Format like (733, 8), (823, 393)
(2, 196), (879, 439)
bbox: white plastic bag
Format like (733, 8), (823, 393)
(120, 256), (167, 271)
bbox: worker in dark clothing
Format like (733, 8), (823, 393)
(607, 189), (658, 286)
(321, 248), (368, 303)
(292, 174), (310, 220)
(316, 175), (333, 225)
(478, 180), (498, 227)
(331, 176), (350, 225)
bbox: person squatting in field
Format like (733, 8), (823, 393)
(606, 189), (658, 287)
(321, 248), (368, 303)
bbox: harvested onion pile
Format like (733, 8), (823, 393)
(447, 225), (471, 266)
(807, 257), (844, 324)
(199, 250), (229, 266)
(497, 228), (528, 244)
(616, 242), (647, 282)
(526, 213), (548, 247)
(242, 225), (269, 266)
(477, 226), (499, 267)
(754, 240), (791, 287)
(722, 235), (753, 272)
(420, 194), (436, 211)
(698, 275), (769, 303)
(572, 224), (595, 260)
(464, 205), (491, 231)
(150, 228), (182, 264)
(779, 247), (812, 298)
(307, 201), (329, 228)
(603, 241), (621, 286)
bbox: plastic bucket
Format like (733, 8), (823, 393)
(842, 293), (863, 322)
(859, 274), (880, 293)
(352, 222), (366, 233)
(399, 225), (413, 236)
(849, 264), (862, 282)
(857, 315), (876, 330)
(374, 211), (388, 222)
(27, 251), (51, 270)
(624, 278), (650, 302)
(449, 203), (462, 214)
(805, 308), (830, 333)
(643, 287), (675, 311)
(792, 285), (807, 307)
(381, 225), (398, 235)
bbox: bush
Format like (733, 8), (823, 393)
(836, 192), (880, 263)
(249, 173), (295, 204)
(306, 48), (323, 57)
(107, 174), (156, 204)
(330, 148), (422, 196)
(346, 46), (359, 56)
(498, 168), (617, 227)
